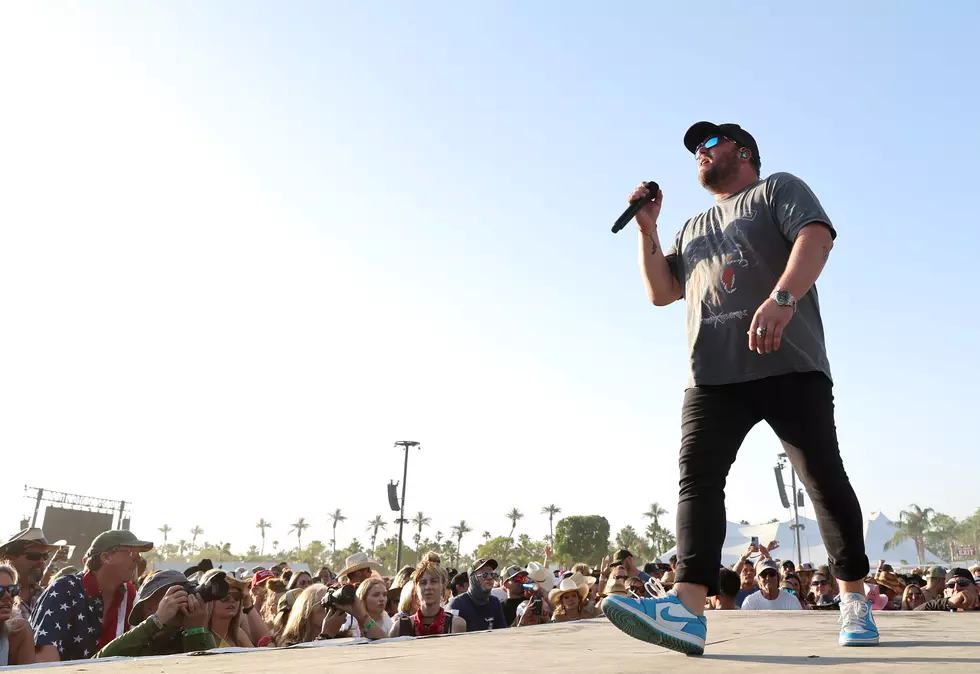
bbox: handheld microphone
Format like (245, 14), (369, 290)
(611, 181), (659, 233)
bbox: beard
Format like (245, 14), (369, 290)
(698, 152), (739, 190)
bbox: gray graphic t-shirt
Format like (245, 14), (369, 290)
(665, 172), (835, 387)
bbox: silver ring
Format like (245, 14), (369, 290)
(756, 326), (767, 337)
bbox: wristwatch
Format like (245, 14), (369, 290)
(770, 288), (797, 311)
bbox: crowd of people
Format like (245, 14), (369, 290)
(1, 525), (978, 666)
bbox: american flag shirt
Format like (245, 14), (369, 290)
(30, 572), (136, 661)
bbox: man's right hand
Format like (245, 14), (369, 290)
(157, 586), (189, 627)
(629, 182), (663, 234)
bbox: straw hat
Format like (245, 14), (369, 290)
(338, 552), (382, 579)
(548, 576), (590, 606)
(602, 577), (630, 598)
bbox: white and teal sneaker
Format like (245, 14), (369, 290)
(601, 592), (707, 656)
(838, 592), (879, 646)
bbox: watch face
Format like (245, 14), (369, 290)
(774, 290), (793, 305)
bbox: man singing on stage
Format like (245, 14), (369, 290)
(601, 122), (877, 655)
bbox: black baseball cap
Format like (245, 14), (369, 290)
(684, 122), (760, 163)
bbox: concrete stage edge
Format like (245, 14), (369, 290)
(20, 611), (980, 673)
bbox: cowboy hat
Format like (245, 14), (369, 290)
(338, 552), (382, 579)
(525, 562), (555, 592)
(548, 576), (589, 606)
(0, 528), (66, 557)
(563, 571), (597, 587)
(601, 577), (630, 598)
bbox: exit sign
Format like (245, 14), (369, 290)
(956, 547), (976, 557)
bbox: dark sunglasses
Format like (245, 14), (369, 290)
(694, 136), (738, 156)
(0, 584), (21, 598)
(811, 579), (829, 586)
(946, 579), (972, 589)
(474, 572), (499, 580)
(510, 575), (528, 584)
(24, 552), (49, 562)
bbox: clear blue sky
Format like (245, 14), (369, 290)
(1, 2), (976, 553)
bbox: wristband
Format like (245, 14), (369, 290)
(148, 614), (163, 629)
(183, 627), (207, 636)
(243, 605), (254, 614)
(363, 618), (377, 632)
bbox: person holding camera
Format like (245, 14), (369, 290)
(317, 582), (389, 640)
(94, 570), (215, 657)
(390, 560), (466, 637)
(201, 570), (252, 648)
(32, 529), (153, 661)
(349, 578), (392, 638)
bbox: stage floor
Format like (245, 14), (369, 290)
(36, 611), (980, 673)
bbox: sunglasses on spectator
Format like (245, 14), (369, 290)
(694, 136), (739, 156)
(946, 579), (972, 589)
(223, 592), (243, 603)
(0, 584), (21, 598)
(811, 579), (829, 586)
(23, 551), (50, 562)
(510, 575), (528, 584)
(474, 572), (499, 580)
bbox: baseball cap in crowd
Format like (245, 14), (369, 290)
(85, 530), (153, 559)
(927, 566), (947, 579)
(610, 549), (633, 568)
(472, 558), (498, 573)
(683, 122), (761, 165)
(277, 588), (303, 613)
(502, 565), (524, 582)
(948, 568), (976, 585)
(755, 559), (779, 574)
(251, 569), (275, 588)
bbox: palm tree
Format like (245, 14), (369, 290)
(411, 512), (431, 548)
(366, 516), (388, 554)
(927, 513), (959, 563)
(177, 540), (187, 558)
(506, 508), (524, 539)
(643, 503), (669, 529)
(190, 526), (204, 549)
(483, 531), (492, 541)
(158, 524), (172, 546)
(885, 504), (935, 563)
(289, 517), (311, 553)
(217, 542), (232, 563)
(328, 509), (347, 554)
(256, 518), (272, 555)
(272, 540), (280, 555)
(450, 520), (472, 565)
(541, 504), (561, 543)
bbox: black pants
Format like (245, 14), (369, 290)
(674, 371), (869, 595)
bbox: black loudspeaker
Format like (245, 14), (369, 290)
(19, 519), (29, 530)
(121, 518), (131, 531)
(797, 490), (805, 508)
(774, 466), (790, 509)
(387, 482), (401, 512)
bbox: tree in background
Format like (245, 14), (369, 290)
(299, 540), (329, 570)
(643, 503), (668, 530)
(483, 531), (492, 541)
(329, 509), (347, 555)
(366, 515), (387, 554)
(615, 525), (641, 552)
(190, 526), (204, 551)
(256, 518), (272, 555)
(541, 504), (561, 543)
(885, 504), (935, 564)
(411, 512), (432, 552)
(245, 545), (260, 559)
(289, 518), (310, 553)
(514, 533), (545, 565)
(927, 513), (959, 563)
(506, 508), (524, 539)
(158, 524), (171, 546)
(475, 536), (515, 568)
(450, 520), (472, 566)
(374, 535), (416, 575)
(177, 540), (187, 559)
(331, 538), (365, 571)
(553, 515), (610, 567)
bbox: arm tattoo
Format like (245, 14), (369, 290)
(821, 245), (830, 262)
(644, 233), (658, 256)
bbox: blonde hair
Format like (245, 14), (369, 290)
(0, 565), (18, 583)
(397, 580), (417, 614)
(206, 598), (246, 647)
(411, 560), (447, 587)
(356, 577), (388, 606)
(260, 579), (288, 625)
(421, 551), (441, 564)
(278, 585), (328, 646)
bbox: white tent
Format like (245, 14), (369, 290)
(659, 511), (946, 569)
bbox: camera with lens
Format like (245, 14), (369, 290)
(322, 583), (356, 609)
(181, 571), (229, 603)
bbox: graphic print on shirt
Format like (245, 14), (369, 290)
(683, 212), (757, 317)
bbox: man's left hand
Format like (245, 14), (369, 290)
(748, 298), (794, 354)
